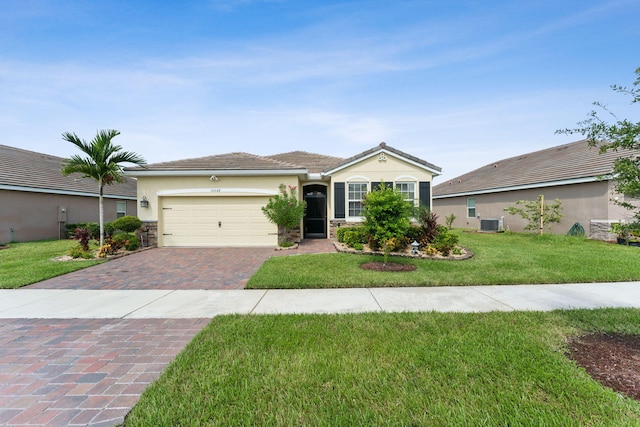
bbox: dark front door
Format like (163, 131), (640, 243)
(303, 185), (327, 238)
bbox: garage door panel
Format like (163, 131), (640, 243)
(161, 196), (277, 247)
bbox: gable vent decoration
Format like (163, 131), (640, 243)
(378, 153), (387, 162)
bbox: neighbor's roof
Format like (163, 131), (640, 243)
(433, 139), (637, 197)
(0, 145), (137, 198)
(326, 142), (442, 175)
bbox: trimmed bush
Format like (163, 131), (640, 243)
(111, 215), (142, 233)
(112, 232), (140, 251)
(337, 226), (368, 248)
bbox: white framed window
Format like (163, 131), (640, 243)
(348, 183), (368, 217)
(117, 201), (127, 218)
(467, 197), (476, 218)
(395, 182), (416, 205)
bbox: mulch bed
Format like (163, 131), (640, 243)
(360, 262), (417, 272)
(568, 333), (640, 400)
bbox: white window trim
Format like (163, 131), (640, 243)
(116, 201), (127, 218)
(395, 181), (417, 207)
(347, 181), (368, 220)
(467, 197), (476, 218)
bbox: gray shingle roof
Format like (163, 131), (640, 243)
(433, 139), (638, 197)
(128, 152), (304, 171)
(0, 145), (137, 197)
(266, 151), (344, 173)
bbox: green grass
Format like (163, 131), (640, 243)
(0, 240), (103, 289)
(124, 309), (640, 426)
(247, 231), (640, 288)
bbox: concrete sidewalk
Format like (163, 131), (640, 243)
(3, 281), (640, 318)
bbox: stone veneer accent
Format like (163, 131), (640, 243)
(330, 219), (354, 239)
(140, 221), (158, 248)
(590, 220), (618, 242)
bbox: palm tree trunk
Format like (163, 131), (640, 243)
(99, 183), (105, 247)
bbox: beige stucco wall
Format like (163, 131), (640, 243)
(432, 180), (613, 235)
(330, 153), (435, 216)
(135, 175), (301, 222)
(0, 189), (136, 243)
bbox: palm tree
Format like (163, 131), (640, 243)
(61, 129), (146, 246)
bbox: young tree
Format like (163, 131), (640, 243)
(261, 184), (306, 245)
(362, 182), (412, 254)
(557, 67), (640, 220)
(504, 195), (563, 234)
(61, 130), (146, 246)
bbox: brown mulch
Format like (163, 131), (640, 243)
(360, 262), (417, 272)
(568, 333), (640, 400)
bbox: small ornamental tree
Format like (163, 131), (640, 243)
(504, 195), (563, 234)
(362, 182), (412, 256)
(262, 184), (306, 245)
(557, 67), (640, 222)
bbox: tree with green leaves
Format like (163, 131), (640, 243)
(362, 182), (412, 257)
(61, 130), (146, 246)
(262, 184), (306, 245)
(504, 195), (563, 234)
(557, 67), (640, 221)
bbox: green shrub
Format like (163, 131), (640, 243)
(68, 245), (95, 259)
(362, 182), (412, 251)
(112, 232), (140, 251)
(86, 223), (100, 239)
(432, 227), (459, 256)
(111, 215), (142, 233)
(344, 227), (368, 248)
(405, 225), (423, 243)
(336, 227), (348, 243)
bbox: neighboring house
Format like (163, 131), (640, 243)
(125, 142), (441, 247)
(0, 145), (137, 243)
(432, 139), (637, 240)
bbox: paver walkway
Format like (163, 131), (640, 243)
(1, 240), (336, 426)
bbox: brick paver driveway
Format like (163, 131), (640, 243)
(2, 241), (336, 426)
(29, 247), (279, 290)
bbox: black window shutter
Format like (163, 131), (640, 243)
(334, 182), (345, 219)
(419, 181), (431, 208)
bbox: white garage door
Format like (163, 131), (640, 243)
(160, 196), (277, 247)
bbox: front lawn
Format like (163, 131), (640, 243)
(247, 232), (640, 288)
(0, 240), (104, 289)
(124, 308), (640, 426)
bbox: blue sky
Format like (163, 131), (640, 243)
(2, 0), (638, 180)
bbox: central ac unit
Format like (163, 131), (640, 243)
(480, 218), (502, 232)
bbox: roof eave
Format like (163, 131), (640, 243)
(125, 168), (308, 177)
(0, 184), (137, 199)
(432, 176), (608, 199)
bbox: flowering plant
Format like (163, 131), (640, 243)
(262, 184), (306, 244)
